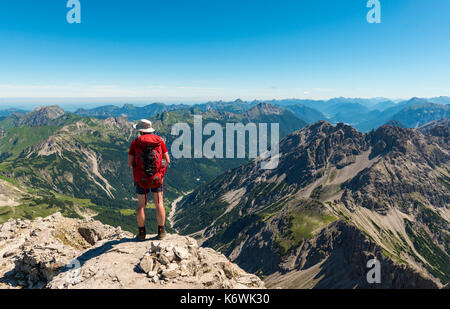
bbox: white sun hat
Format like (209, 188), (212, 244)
(133, 119), (155, 133)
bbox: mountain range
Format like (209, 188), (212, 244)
(0, 97), (450, 132)
(2, 96), (449, 133)
(173, 120), (449, 288)
(0, 100), (448, 288)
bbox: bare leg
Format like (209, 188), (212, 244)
(136, 194), (147, 227)
(152, 191), (165, 226)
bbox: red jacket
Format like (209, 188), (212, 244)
(129, 136), (168, 182)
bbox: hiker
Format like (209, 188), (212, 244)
(128, 119), (170, 241)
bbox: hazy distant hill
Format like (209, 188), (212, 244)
(428, 96), (450, 105)
(242, 103), (307, 137)
(74, 100), (258, 120)
(0, 108), (29, 117)
(384, 119), (405, 128)
(370, 100), (398, 111)
(29, 96), (445, 133)
(264, 97), (449, 132)
(284, 104), (328, 124)
(266, 97), (395, 112)
(193, 99), (256, 113)
(0, 105), (82, 129)
(74, 103), (189, 121)
(389, 103), (449, 128)
(351, 98), (448, 132)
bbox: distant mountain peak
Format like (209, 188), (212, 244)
(17, 105), (67, 127)
(406, 97), (430, 105)
(33, 105), (65, 117)
(300, 120), (342, 134)
(384, 119), (405, 128)
(308, 119), (331, 127)
(244, 102), (283, 116)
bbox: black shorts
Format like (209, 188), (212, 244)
(134, 182), (163, 194)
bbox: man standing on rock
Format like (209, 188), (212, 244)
(128, 119), (170, 241)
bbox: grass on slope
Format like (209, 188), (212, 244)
(290, 211), (336, 241)
(437, 171), (450, 190)
(275, 201), (337, 255)
(0, 125), (59, 160)
(0, 175), (176, 234)
(0, 188), (93, 224)
(0, 174), (21, 187)
(404, 219), (450, 284)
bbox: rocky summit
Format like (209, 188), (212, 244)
(0, 213), (264, 289)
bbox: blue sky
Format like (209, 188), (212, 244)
(0, 0), (449, 106)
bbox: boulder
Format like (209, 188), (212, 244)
(161, 263), (179, 279)
(173, 246), (189, 260)
(77, 220), (116, 245)
(139, 255), (154, 274)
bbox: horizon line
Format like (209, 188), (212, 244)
(1, 95), (448, 112)
(1, 95), (444, 105)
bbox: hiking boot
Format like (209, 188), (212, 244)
(137, 226), (146, 241)
(157, 225), (166, 240)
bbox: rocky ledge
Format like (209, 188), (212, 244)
(0, 213), (264, 289)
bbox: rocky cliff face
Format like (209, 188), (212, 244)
(0, 213), (264, 289)
(418, 119), (450, 137)
(389, 103), (449, 129)
(342, 125), (449, 214)
(265, 221), (438, 289)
